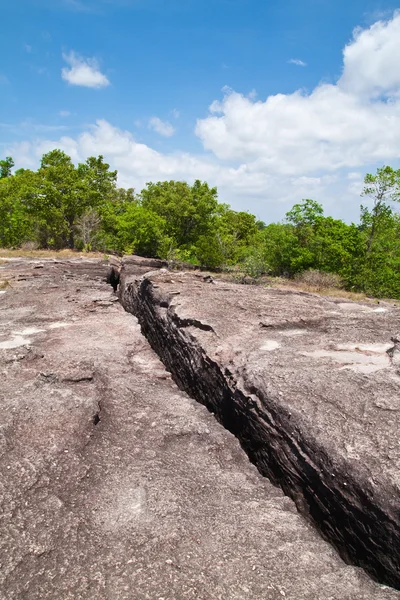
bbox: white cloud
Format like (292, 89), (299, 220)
(61, 52), (110, 88)
(195, 12), (400, 176)
(148, 117), (175, 137)
(339, 12), (400, 97)
(59, 110), (71, 117)
(25, 44), (32, 53)
(171, 109), (180, 119)
(6, 13), (400, 224)
(288, 58), (307, 67)
(5, 119), (364, 222)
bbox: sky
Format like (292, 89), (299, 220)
(2, 0), (400, 223)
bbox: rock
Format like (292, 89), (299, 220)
(122, 254), (168, 269)
(120, 267), (400, 591)
(0, 256), (399, 599)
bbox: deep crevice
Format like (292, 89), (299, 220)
(120, 274), (400, 591)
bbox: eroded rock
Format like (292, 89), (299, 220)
(0, 257), (399, 599)
(120, 265), (400, 591)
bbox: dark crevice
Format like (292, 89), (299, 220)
(63, 376), (94, 383)
(92, 399), (102, 426)
(169, 312), (215, 333)
(119, 274), (400, 592)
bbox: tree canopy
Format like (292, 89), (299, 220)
(1, 151), (400, 299)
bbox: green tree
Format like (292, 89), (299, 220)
(31, 150), (118, 248)
(0, 157), (14, 179)
(0, 169), (37, 246)
(361, 165), (400, 252)
(286, 199), (324, 227)
(140, 180), (220, 248)
(260, 223), (301, 275)
(112, 203), (168, 256)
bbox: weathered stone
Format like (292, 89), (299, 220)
(120, 266), (400, 591)
(0, 257), (399, 599)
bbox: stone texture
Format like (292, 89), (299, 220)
(0, 256), (398, 599)
(120, 264), (400, 591)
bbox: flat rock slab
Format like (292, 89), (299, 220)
(120, 267), (400, 591)
(0, 259), (399, 599)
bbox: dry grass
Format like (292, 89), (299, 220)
(0, 279), (11, 290)
(217, 269), (375, 302)
(270, 277), (369, 301)
(294, 269), (343, 291)
(0, 248), (105, 260)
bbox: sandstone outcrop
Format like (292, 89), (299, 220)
(0, 256), (399, 599)
(120, 263), (400, 591)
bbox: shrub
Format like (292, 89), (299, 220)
(20, 240), (40, 251)
(295, 269), (343, 291)
(242, 251), (268, 279)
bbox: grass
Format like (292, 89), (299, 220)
(0, 248), (105, 260)
(217, 269), (396, 304)
(267, 277), (369, 301)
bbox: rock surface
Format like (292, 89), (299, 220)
(120, 264), (400, 591)
(0, 257), (399, 599)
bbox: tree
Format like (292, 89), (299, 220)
(286, 199), (324, 227)
(75, 209), (101, 251)
(77, 155), (117, 206)
(309, 217), (363, 282)
(118, 204), (168, 256)
(0, 157), (14, 179)
(361, 165), (400, 252)
(0, 169), (37, 246)
(31, 150), (118, 248)
(260, 223), (301, 276)
(140, 180), (220, 248)
(33, 150), (77, 247)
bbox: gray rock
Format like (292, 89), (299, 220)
(0, 257), (399, 599)
(120, 267), (400, 591)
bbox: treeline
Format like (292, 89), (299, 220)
(1, 152), (400, 299)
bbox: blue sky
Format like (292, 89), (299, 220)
(2, 0), (400, 223)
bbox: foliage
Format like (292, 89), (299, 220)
(1, 152), (400, 299)
(140, 180), (220, 248)
(294, 270), (343, 291)
(0, 157), (14, 179)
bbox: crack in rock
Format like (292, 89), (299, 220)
(119, 271), (400, 592)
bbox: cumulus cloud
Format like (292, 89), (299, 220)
(5, 119), (361, 222)
(148, 117), (175, 137)
(195, 12), (400, 177)
(6, 13), (400, 223)
(288, 58), (307, 67)
(339, 12), (400, 97)
(61, 52), (110, 88)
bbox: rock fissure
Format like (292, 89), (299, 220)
(120, 271), (400, 591)
(2, 257), (400, 599)
(169, 311), (216, 333)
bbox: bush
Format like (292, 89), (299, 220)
(20, 240), (40, 251)
(295, 269), (343, 291)
(242, 250), (268, 279)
